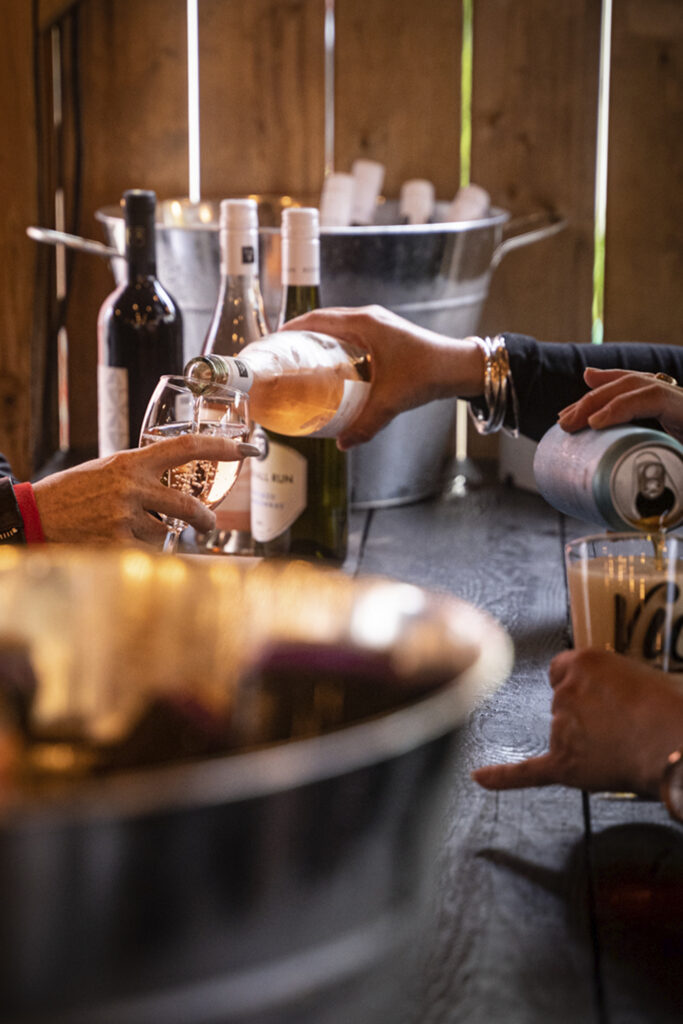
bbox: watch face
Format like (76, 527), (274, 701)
(663, 750), (683, 823)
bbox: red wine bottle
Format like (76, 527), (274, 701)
(97, 189), (183, 455)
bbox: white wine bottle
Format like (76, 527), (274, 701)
(319, 172), (354, 227)
(185, 331), (371, 438)
(399, 179), (435, 224)
(199, 198), (269, 554)
(447, 183), (490, 222)
(260, 207), (348, 562)
(350, 159), (385, 226)
(204, 207), (353, 563)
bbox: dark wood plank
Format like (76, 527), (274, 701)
(199, 0), (325, 199)
(586, 794), (683, 1024)
(358, 483), (597, 1022)
(473, 0), (601, 346)
(334, 0), (462, 197)
(604, 0), (683, 346)
(38, 0), (79, 31)
(0, 1), (40, 478)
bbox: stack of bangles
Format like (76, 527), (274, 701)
(468, 334), (520, 437)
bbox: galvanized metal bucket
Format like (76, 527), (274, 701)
(95, 197), (563, 508)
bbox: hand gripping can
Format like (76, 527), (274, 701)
(533, 423), (683, 531)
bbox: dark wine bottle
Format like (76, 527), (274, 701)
(97, 189), (183, 456)
(251, 207), (348, 564)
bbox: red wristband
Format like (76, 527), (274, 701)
(14, 483), (46, 544)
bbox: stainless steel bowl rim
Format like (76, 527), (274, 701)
(4, 597), (511, 825)
(95, 203), (510, 239)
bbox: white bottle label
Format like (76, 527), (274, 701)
(251, 438), (307, 542)
(214, 459), (251, 532)
(311, 379), (371, 438)
(219, 358), (255, 392)
(221, 227), (259, 276)
(98, 364), (129, 455)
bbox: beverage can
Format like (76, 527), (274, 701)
(533, 424), (683, 531)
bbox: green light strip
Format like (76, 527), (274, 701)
(592, 0), (613, 345)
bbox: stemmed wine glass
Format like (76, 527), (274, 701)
(140, 374), (250, 553)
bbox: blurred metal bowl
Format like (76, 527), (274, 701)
(0, 546), (511, 1024)
(95, 195), (562, 508)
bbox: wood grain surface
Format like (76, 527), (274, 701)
(354, 484), (596, 1023)
(352, 482), (683, 1022)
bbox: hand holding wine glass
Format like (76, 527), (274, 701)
(140, 375), (253, 552)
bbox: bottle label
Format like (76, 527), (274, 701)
(251, 435), (307, 542)
(98, 364), (129, 455)
(214, 459), (251, 531)
(311, 379), (371, 438)
(221, 228), (259, 277)
(219, 357), (255, 392)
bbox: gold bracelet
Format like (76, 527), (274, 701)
(468, 335), (519, 437)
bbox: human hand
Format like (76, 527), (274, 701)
(472, 648), (683, 797)
(32, 434), (255, 545)
(280, 305), (485, 449)
(558, 368), (683, 443)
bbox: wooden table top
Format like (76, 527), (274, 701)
(348, 475), (683, 1024)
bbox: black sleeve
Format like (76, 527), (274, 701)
(0, 453), (15, 481)
(504, 334), (683, 442)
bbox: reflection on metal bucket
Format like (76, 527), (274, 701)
(96, 197), (561, 508)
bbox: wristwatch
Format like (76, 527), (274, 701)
(660, 748), (683, 823)
(0, 478), (26, 545)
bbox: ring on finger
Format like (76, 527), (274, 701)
(654, 372), (678, 386)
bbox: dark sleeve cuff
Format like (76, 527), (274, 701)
(503, 335), (683, 442)
(0, 478), (26, 544)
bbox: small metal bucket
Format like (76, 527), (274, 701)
(95, 197), (563, 508)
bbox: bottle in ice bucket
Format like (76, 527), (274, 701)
(533, 423), (683, 532)
(185, 208), (371, 564)
(98, 189), (183, 456)
(199, 197), (269, 554)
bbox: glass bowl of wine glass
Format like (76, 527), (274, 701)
(139, 374), (251, 551)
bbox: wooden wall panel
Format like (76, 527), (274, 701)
(4, 0), (680, 470)
(65, 0), (188, 449)
(199, 0), (325, 199)
(334, 0), (462, 197)
(0, 2), (39, 479)
(473, 0), (602, 346)
(66, 0), (326, 450)
(605, 0), (683, 345)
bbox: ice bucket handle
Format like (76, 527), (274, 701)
(26, 225), (120, 259)
(491, 211), (566, 270)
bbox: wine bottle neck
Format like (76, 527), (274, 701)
(206, 275), (268, 351)
(125, 214), (157, 279)
(279, 285), (321, 326)
(278, 230), (320, 324)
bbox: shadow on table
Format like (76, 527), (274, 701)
(479, 822), (683, 1019)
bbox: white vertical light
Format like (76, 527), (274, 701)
(187, 0), (201, 203)
(592, 0), (613, 344)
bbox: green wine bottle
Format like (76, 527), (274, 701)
(251, 207), (348, 564)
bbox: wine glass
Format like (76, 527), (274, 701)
(140, 374), (250, 553)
